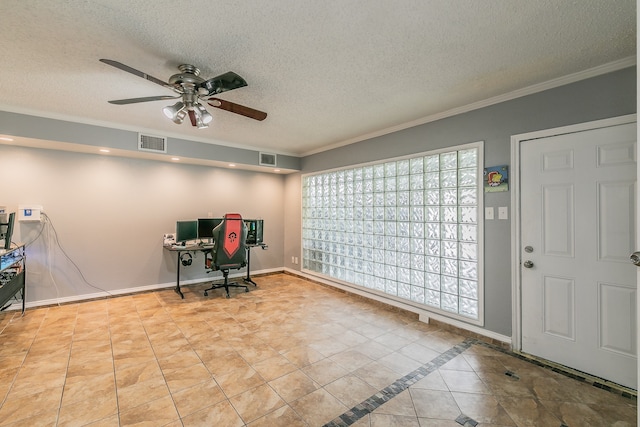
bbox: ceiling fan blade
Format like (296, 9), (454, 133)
(188, 110), (197, 127)
(108, 95), (179, 105)
(100, 59), (171, 88)
(207, 98), (267, 121)
(200, 72), (248, 96)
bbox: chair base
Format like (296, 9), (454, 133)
(204, 269), (249, 298)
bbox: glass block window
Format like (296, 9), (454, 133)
(302, 143), (483, 322)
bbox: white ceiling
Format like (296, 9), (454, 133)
(0, 0), (635, 157)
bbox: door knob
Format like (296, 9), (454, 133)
(630, 252), (640, 266)
(523, 260), (534, 268)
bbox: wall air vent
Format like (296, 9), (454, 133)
(138, 133), (167, 153)
(259, 152), (277, 167)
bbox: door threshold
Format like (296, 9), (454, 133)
(515, 350), (636, 400)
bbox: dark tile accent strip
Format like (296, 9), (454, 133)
(504, 370), (520, 380)
(322, 338), (476, 427)
(455, 414), (479, 426)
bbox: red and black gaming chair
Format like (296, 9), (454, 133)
(204, 213), (249, 298)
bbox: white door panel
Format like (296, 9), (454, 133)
(521, 122), (637, 389)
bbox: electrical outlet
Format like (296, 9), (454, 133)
(291, 256), (295, 264)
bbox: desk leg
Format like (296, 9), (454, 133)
(174, 251), (184, 299)
(243, 247), (257, 286)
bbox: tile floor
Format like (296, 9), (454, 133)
(0, 273), (636, 426)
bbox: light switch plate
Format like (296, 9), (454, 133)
(498, 206), (508, 220)
(485, 207), (494, 220)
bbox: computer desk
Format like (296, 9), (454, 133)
(164, 242), (267, 298)
(244, 243), (268, 286)
(163, 243), (214, 298)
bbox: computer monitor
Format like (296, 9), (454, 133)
(244, 219), (264, 245)
(175, 220), (198, 244)
(0, 212), (15, 250)
(197, 218), (223, 241)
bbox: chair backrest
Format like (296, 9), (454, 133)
(212, 213), (247, 270)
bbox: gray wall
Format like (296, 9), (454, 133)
(285, 67), (637, 336)
(2, 145), (285, 303)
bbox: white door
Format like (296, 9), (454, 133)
(520, 121), (637, 389)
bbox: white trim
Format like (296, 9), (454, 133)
(288, 267), (510, 345)
(509, 114), (637, 351)
(303, 56), (637, 156)
(3, 267), (282, 311)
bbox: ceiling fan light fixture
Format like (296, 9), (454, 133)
(196, 104), (213, 125)
(173, 109), (187, 124)
(162, 101), (185, 120)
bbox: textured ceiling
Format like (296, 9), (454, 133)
(0, 0), (635, 156)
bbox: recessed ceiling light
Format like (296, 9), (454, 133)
(274, 169), (281, 172)
(229, 163), (236, 167)
(99, 149), (110, 153)
(0, 137), (14, 142)
(171, 157), (180, 161)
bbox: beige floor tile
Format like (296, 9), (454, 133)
(114, 360), (163, 388)
(302, 357), (350, 386)
(116, 377), (171, 413)
(214, 365), (265, 397)
(204, 351), (249, 377)
(289, 388), (349, 426)
(170, 379), (226, 418)
(398, 342), (441, 364)
(373, 389), (416, 417)
(377, 351), (424, 376)
(281, 345), (325, 368)
(451, 391), (516, 426)
(162, 362), (211, 393)
(353, 360), (402, 390)
(0, 387), (63, 425)
(180, 398), (244, 427)
(410, 370), (449, 392)
(370, 413), (421, 427)
(57, 392), (118, 427)
(0, 274), (635, 427)
(83, 414), (120, 426)
(329, 349), (375, 372)
(497, 396), (563, 426)
(416, 419), (460, 426)
(309, 337), (351, 357)
(247, 404), (307, 427)
(235, 342), (280, 365)
(229, 383), (285, 423)
(325, 374), (379, 407)
(410, 389), (460, 420)
(0, 408), (59, 427)
(251, 353), (298, 381)
(156, 349), (202, 370)
(119, 395), (180, 426)
(62, 372), (116, 407)
(439, 369), (491, 394)
(356, 339), (395, 360)
(269, 369), (321, 403)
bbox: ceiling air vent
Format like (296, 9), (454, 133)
(138, 133), (167, 153)
(259, 152), (277, 167)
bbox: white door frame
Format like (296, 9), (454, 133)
(510, 113), (637, 351)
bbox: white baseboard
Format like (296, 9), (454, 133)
(4, 267), (281, 311)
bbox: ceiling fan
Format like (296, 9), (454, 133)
(100, 59), (267, 128)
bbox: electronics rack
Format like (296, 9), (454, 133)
(0, 244), (25, 313)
